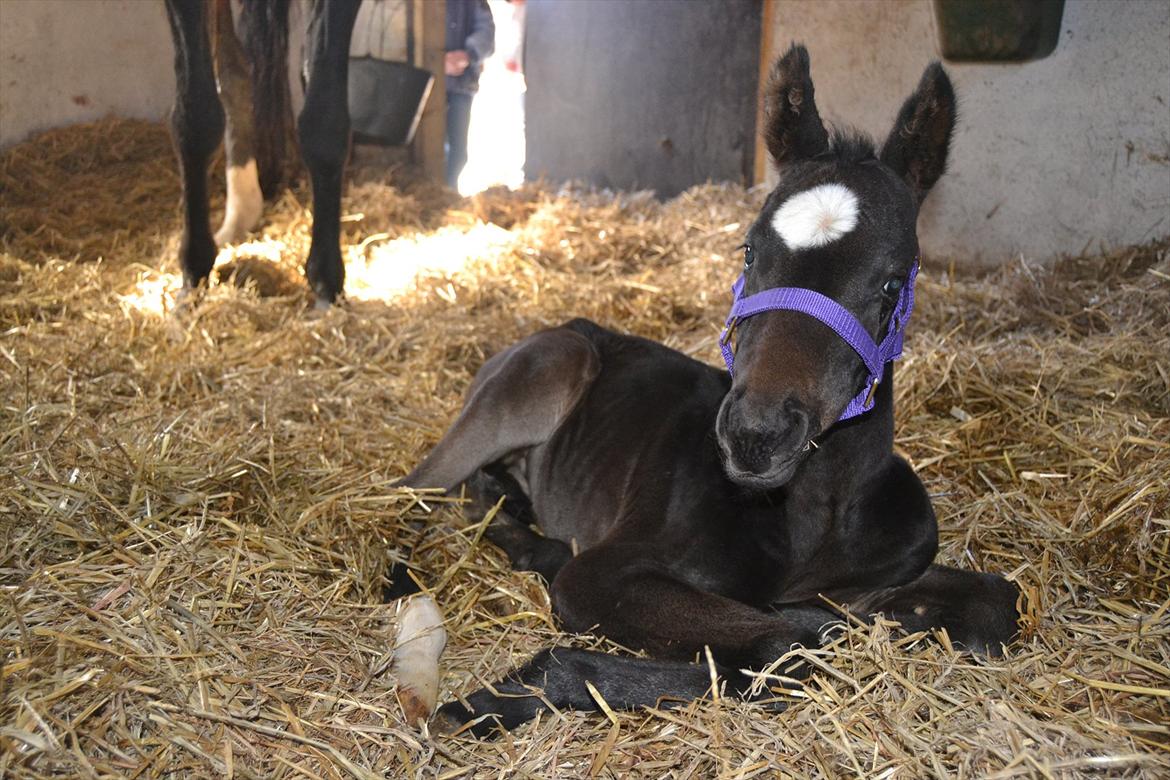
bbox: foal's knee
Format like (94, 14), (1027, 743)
(744, 606), (833, 672)
(548, 560), (605, 634)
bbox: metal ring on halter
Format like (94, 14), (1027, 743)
(864, 377), (880, 407)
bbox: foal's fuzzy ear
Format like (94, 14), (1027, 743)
(880, 63), (957, 203)
(764, 44), (830, 167)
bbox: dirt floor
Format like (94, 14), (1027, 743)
(1, 119), (1168, 778)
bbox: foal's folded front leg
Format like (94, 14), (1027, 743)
(550, 549), (834, 668)
(437, 547), (837, 735)
(852, 564), (1021, 655)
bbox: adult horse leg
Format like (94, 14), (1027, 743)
(211, 0), (263, 247)
(164, 0), (224, 293)
(438, 545), (835, 735)
(238, 0), (295, 199)
(298, 0), (360, 306)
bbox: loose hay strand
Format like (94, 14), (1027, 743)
(1, 118), (1168, 778)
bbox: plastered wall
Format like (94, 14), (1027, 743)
(767, 0), (1170, 267)
(0, 0), (175, 148)
(0, 0), (410, 149)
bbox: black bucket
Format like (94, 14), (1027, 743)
(932, 0), (1065, 62)
(348, 57), (435, 146)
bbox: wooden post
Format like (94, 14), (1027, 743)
(412, 0), (446, 182)
(753, 0), (776, 186)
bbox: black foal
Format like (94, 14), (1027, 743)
(403, 45), (1020, 736)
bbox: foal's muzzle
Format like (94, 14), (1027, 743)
(716, 384), (814, 488)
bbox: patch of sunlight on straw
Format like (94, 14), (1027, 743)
(119, 268), (183, 316)
(347, 222), (517, 301)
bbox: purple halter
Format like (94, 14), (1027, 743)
(719, 259), (919, 422)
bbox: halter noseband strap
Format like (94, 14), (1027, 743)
(719, 259), (919, 422)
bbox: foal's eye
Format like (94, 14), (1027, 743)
(743, 246), (755, 269)
(882, 276), (904, 296)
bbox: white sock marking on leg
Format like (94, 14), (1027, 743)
(215, 158), (263, 246)
(393, 593), (447, 723)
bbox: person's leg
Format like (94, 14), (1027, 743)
(446, 91), (473, 189)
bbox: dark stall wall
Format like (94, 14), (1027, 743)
(524, 0), (761, 197)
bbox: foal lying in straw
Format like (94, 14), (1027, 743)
(403, 44), (1020, 736)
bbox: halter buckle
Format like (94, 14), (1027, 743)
(720, 317), (738, 347)
(864, 377), (880, 407)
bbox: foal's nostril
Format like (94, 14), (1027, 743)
(782, 400), (811, 441)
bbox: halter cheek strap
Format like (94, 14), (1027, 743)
(719, 260), (919, 422)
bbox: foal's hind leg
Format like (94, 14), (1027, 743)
(465, 470), (572, 584)
(437, 545), (835, 735)
(298, 0), (360, 306)
(401, 327), (601, 491)
(164, 0), (224, 292)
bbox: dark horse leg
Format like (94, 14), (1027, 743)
(439, 560), (1018, 736)
(165, 0), (224, 292)
(847, 564), (1021, 656)
(401, 326), (602, 583)
(465, 469), (572, 585)
(402, 326), (603, 492)
(440, 548), (835, 736)
(298, 0), (360, 306)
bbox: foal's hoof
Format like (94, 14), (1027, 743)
(432, 700), (502, 739)
(431, 701), (472, 734)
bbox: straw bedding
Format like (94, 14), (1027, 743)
(1, 119), (1167, 778)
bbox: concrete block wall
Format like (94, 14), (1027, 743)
(767, 0), (1170, 267)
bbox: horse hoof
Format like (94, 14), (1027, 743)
(214, 222), (250, 247)
(431, 701), (474, 735)
(173, 284), (204, 313)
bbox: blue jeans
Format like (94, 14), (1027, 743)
(446, 92), (473, 189)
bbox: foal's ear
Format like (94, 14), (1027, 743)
(880, 63), (956, 203)
(764, 44), (830, 167)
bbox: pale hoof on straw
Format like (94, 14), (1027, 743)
(393, 594), (447, 725)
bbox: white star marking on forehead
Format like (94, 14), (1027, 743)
(770, 183), (860, 250)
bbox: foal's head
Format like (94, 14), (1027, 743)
(716, 45), (955, 489)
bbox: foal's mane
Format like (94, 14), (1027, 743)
(815, 127), (879, 165)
